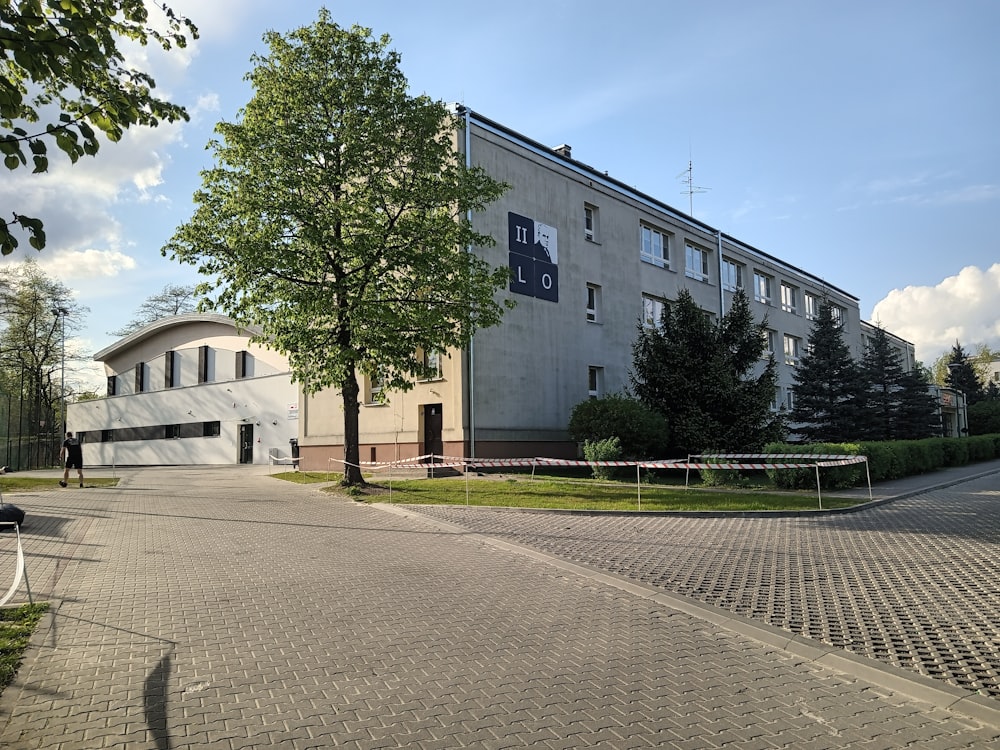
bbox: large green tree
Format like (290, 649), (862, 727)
(630, 288), (782, 456)
(894, 368), (942, 439)
(163, 13), (510, 485)
(0, 1), (197, 254)
(789, 300), (860, 442)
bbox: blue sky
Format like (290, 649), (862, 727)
(2, 0), (998, 388)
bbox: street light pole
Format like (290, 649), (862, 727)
(53, 306), (68, 435)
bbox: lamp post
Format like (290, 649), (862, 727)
(53, 306), (69, 435)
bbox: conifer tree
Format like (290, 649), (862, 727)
(895, 368), (942, 439)
(944, 342), (984, 405)
(630, 288), (781, 455)
(789, 300), (860, 442)
(857, 324), (906, 440)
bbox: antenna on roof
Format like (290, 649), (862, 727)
(677, 154), (709, 218)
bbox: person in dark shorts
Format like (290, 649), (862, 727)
(59, 431), (84, 488)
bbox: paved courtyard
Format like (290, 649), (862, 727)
(0, 464), (998, 748)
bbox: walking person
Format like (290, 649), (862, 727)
(59, 431), (84, 488)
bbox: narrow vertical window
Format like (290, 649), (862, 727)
(107, 375), (117, 396)
(584, 203), (599, 241)
(586, 283), (601, 323)
(198, 344), (210, 383)
(164, 351), (176, 388)
(588, 366), (604, 399)
(236, 350), (248, 379)
(134, 362), (145, 393)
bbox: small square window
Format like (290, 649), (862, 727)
(203, 421), (221, 437)
(780, 283), (798, 314)
(783, 334), (801, 366)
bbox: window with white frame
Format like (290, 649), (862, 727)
(753, 272), (772, 305)
(588, 366), (604, 399)
(785, 388), (795, 411)
(586, 283), (601, 323)
(762, 329), (776, 358)
(771, 386), (781, 412)
(642, 294), (665, 328)
(722, 259), (743, 292)
(783, 334), (801, 366)
(367, 373), (384, 404)
(420, 349), (442, 380)
(804, 292), (820, 320)
(640, 224), (669, 268)
(830, 304), (845, 329)
(685, 243), (710, 282)
(780, 283), (798, 314)
(584, 203), (598, 242)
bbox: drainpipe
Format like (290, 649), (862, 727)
(716, 230), (725, 317)
(464, 106), (476, 460)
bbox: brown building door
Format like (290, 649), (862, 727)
(423, 404), (442, 460)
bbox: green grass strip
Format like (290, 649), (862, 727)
(0, 602), (49, 693)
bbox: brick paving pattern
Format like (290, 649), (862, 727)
(407, 474), (1000, 698)
(0, 466), (996, 748)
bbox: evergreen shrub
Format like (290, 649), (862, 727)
(582, 437), (622, 481)
(568, 394), (667, 460)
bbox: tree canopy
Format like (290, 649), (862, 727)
(163, 13), (510, 485)
(108, 283), (197, 337)
(630, 288), (782, 456)
(0, 0), (197, 254)
(944, 341), (985, 405)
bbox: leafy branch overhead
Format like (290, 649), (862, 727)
(0, 1), (198, 254)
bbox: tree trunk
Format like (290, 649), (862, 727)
(341, 367), (365, 486)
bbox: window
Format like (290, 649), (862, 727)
(164, 351), (177, 388)
(722, 259), (743, 292)
(642, 294), (665, 328)
(107, 375), (117, 397)
(753, 272), (772, 305)
(830, 304), (845, 329)
(640, 224), (669, 268)
(584, 203), (599, 242)
(236, 350), (249, 379)
(101, 429), (113, 443)
(685, 244), (710, 282)
(134, 362), (146, 393)
(420, 350), (442, 381)
(785, 388), (795, 411)
(198, 344), (211, 383)
(367, 373), (384, 404)
(771, 386), (781, 412)
(783, 334), (801, 366)
(165, 424), (180, 439)
(804, 292), (820, 320)
(588, 366), (604, 399)
(203, 421), (221, 437)
(762, 329), (776, 357)
(780, 283), (798, 314)
(586, 283), (601, 323)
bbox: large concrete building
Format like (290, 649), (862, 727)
(296, 109), (918, 470)
(68, 314), (299, 466)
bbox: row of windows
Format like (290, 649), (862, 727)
(78, 421), (221, 444)
(579, 203), (847, 327)
(109, 347), (252, 396)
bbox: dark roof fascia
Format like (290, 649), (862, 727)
(457, 106), (859, 304)
(94, 313), (263, 362)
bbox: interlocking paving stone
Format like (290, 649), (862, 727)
(406, 472), (1000, 699)
(0, 467), (996, 748)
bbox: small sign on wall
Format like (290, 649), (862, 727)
(288, 403), (299, 420)
(508, 212), (558, 303)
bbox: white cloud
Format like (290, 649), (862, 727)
(871, 264), (1000, 363)
(36, 248), (137, 281)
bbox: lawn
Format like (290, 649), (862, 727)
(310, 475), (860, 512)
(0, 603), (49, 693)
(0, 476), (119, 493)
